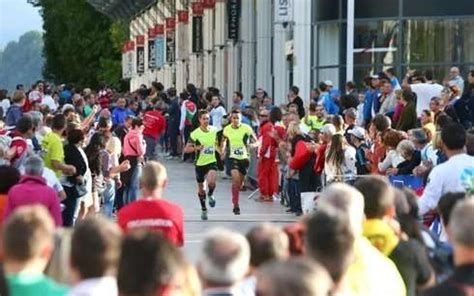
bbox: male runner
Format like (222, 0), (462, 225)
(222, 109), (258, 215)
(184, 110), (220, 220)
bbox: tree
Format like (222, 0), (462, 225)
(38, 0), (128, 90)
(0, 31), (44, 92)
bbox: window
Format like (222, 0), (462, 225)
(316, 0), (340, 21)
(317, 23), (340, 67)
(403, 0), (474, 17)
(354, 0), (398, 18)
(354, 20), (399, 66)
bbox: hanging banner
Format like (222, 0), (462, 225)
(155, 24), (165, 68)
(148, 27), (157, 69)
(191, 2), (204, 16)
(202, 0), (216, 9)
(177, 10), (189, 24)
(166, 17), (176, 63)
(192, 16), (203, 53)
(275, 0), (293, 23)
(126, 41), (135, 78)
(227, 0), (240, 41)
(136, 35), (145, 74)
(121, 43), (127, 79)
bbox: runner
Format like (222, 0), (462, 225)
(183, 110), (220, 221)
(221, 109), (258, 215)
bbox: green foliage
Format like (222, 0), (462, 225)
(39, 0), (128, 90)
(0, 31), (44, 92)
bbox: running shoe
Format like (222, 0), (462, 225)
(233, 205), (241, 215)
(208, 195), (216, 208)
(201, 210), (208, 220)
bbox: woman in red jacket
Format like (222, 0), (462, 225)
(257, 108), (285, 202)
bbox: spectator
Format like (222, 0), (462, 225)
(0, 165), (21, 225)
(166, 87), (181, 159)
(378, 130), (404, 174)
(385, 67), (402, 90)
(429, 97), (444, 119)
(420, 110), (437, 144)
(411, 128), (437, 176)
(363, 75), (381, 125)
(28, 80), (44, 105)
(242, 223), (289, 295)
(320, 81), (340, 115)
(142, 104), (166, 161)
(305, 202), (354, 293)
(5, 90), (26, 130)
(388, 139), (421, 176)
(121, 117), (146, 205)
(379, 80), (398, 116)
(3, 205), (69, 295)
(118, 231), (200, 296)
(423, 199), (474, 295)
(231, 91), (248, 111)
(198, 228), (250, 296)
(287, 86), (305, 118)
(446, 66), (464, 94)
(396, 90), (417, 131)
(209, 95), (227, 131)
(418, 123), (474, 230)
(403, 71), (443, 117)
(304, 103), (326, 132)
(348, 126), (370, 175)
(68, 217), (121, 296)
(319, 183), (406, 296)
(325, 134), (356, 184)
(111, 97), (134, 128)
(42, 113), (76, 177)
(5, 156), (62, 226)
(355, 176), (434, 296)
(117, 161), (184, 246)
(343, 107), (357, 142)
(256, 258), (332, 296)
(43, 88), (58, 113)
(8, 115), (34, 169)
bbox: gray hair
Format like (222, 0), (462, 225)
(449, 198), (474, 248)
(27, 111), (43, 128)
(257, 258), (332, 296)
(24, 155), (44, 176)
(198, 228), (250, 286)
(320, 183), (365, 236)
(397, 139), (416, 156)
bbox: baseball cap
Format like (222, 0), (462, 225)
(320, 123), (336, 136)
(370, 74), (380, 79)
(324, 80), (334, 86)
(348, 126), (366, 139)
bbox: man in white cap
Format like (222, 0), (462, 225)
(348, 126), (370, 175)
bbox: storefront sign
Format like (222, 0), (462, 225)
(148, 27), (157, 69)
(166, 17), (176, 30)
(275, 0), (293, 23)
(177, 10), (189, 23)
(192, 15), (203, 53)
(136, 36), (145, 74)
(126, 41), (134, 78)
(227, 0), (240, 40)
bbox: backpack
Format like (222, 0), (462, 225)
(421, 227), (454, 282)
(184, 100), (197, 126)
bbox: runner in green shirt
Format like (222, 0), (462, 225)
(221, 109), (258, 215)
(184, 110), (221, 220)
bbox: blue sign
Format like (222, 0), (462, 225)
(155, 36), (165, 68)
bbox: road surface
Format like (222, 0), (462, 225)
(160, 157), (297, 262)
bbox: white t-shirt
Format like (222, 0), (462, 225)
(410, 83), (443, 117)
(419, 153), (474, 216)
(0, 99), (10, 117)
(42, 94), (58, 112)
(210, 105), (227, 131)
(28, 90), (43, 103)
(43, 167), (64, 193)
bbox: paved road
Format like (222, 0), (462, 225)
(160, 157), (297, 262)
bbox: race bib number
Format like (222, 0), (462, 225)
(233, 147), (244, 156)
(203, 146), (215, 155)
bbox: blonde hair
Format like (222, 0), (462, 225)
(140, 161), (167, 191)
(12, 90), (26, 104)
(287, 121), (302, 138)
(106, 136), (122, 156)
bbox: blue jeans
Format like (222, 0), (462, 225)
(287, 178), (301, 212)
(123, 165), (141, 205)
(102, 179), (115, 217)
(144, 135), (158, 161)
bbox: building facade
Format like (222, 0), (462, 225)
(113, 0), (474, 107)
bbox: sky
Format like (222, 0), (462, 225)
(0, 0), (43, 49)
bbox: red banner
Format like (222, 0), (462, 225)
(155, 24), (165, 35)
(192, 2), (204, 15)
(148, 27), (157, 39)
(127, 40), (135, 50)
(136, 35), (145, 45)
(166, 17), (176, 30)
(177, 10), (189, 23)
(202, 0), (216, 9)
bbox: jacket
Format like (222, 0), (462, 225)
(396, 102), (417, 132)
(123, 129), (146, 157)
(112, 107), (134, 127)
(5, 175), (62, 226)
(363, 89), (380, 123)
(259, 121), (285, 159)
(5, 104), (23, 129)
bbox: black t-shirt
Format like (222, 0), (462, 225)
(422, 264), (474, 296)
(389, 239), (432, 296)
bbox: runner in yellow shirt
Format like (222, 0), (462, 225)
(221, 109), (258, 215)
(184, 110), (221, 220)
